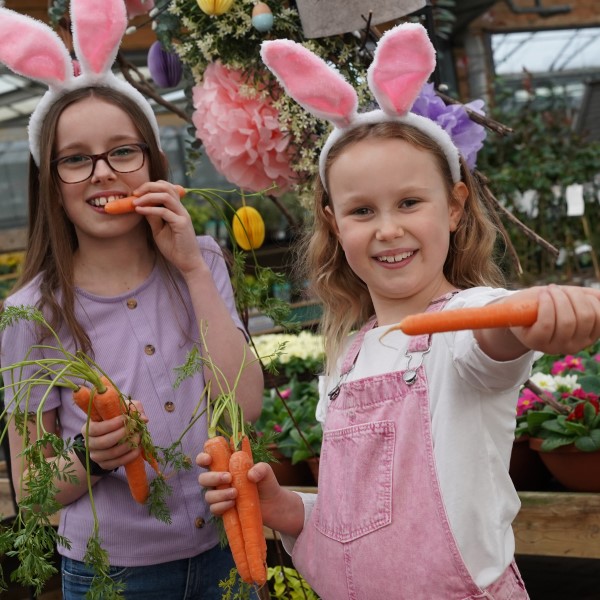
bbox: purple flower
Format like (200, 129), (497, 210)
(410, 83), (486, 170)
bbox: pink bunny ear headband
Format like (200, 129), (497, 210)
(260, 23), (462, 190)
(0, 0), (161, 166)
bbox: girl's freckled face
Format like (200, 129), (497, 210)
(326, 137), (464, 313)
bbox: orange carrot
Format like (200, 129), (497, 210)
(93, 377), (149, 504)
(104, 185), (186, 215)
(72, 385), (102, 421)
(229, 450), (267, 586)
(385, 300), (539, 337)
(74, 383), (159, 475)
(204, 437), (252, 583)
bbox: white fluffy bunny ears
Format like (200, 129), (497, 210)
(0, 0), (161, 166)
(260, 23), (461, 190)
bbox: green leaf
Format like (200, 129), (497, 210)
(540, 435), (575, 451)
(574, 436), (600, 452)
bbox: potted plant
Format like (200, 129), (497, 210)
(255, 376), (322, 486)
(515, 343), (600, 492)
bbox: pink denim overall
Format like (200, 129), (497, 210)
(292, 294), (529, 600)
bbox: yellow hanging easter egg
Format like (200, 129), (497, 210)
(197, 0), (234, 16)
(232, 206), (266, 251)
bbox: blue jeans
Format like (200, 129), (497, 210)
(61, 544), (236, 599)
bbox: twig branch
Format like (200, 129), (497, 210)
(436, 90), (514, 137)
(267, 194), (298, 230)
(474, 170), (560, 259)
(524, 379), (570, 415)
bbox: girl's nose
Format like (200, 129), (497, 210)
(90, 157), (116, 182)
(375, 218), (404, 241)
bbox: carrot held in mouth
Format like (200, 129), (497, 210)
(383, 300), (539, 337)
(103, 185), (186, 215)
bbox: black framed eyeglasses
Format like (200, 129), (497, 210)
(51, 143), (149, 184)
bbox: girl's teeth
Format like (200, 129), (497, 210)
(378, 252), (413, 263)
(91, 195), (122, 207)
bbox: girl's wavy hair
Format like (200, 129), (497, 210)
(296, 121), (506, 373)
(12, 86), (171, 354)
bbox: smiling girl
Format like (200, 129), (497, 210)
(197, 23), (600, 599)
(0, 2), (262, 598)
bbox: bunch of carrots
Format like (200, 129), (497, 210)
(188, 324), (268, 588)
(0, 305), (169, 595)
(204, 433), (267, 586)
(72, 375), (160, 504)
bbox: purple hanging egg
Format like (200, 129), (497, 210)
(147, 41), (183, 88)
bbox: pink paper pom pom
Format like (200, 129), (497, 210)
(192, 62), (295, 195)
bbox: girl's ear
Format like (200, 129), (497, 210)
(449, 181), (468, 232)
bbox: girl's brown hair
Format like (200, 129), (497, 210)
(13, 86), (169, 353)
(297, 121), (505, 373)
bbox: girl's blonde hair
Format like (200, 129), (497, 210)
(297, 121), (505, 373)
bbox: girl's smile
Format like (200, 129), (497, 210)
(326, 136), (467, 322)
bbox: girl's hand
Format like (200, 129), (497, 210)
(510, 284), (600, 355)
(83, 414), (143, 471)
(197, 451), (302, 534)
(132, 181), (205, 275)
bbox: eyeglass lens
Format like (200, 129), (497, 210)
(55, 144), (146, 184)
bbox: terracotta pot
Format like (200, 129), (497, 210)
(306, 456), (319, 485)
(529, 437), (600, 492)
(268, 446), (314, 486)
(509, 436), (552, 491)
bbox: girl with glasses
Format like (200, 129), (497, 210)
(0, 2), (263, 598)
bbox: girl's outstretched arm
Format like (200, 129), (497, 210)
(475, 284), (600, 361)
(197, 452), (306, 537)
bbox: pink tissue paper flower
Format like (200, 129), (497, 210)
(192, 62), (296, 195)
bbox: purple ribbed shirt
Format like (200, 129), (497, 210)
(0, 236), (243, 566)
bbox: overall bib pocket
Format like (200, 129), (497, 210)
(315, 420), (395, 542)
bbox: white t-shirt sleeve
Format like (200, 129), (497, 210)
(278, 492), (317, 555)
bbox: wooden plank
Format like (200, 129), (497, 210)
(514, 491), (600, 559)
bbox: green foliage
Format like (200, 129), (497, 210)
(256, 377), (322, 464)
(516, 342), (600, 452)
(478, 81), (600, 281)
(268, 565), (320, 600)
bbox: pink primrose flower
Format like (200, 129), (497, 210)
(517, 389), (542, 416)
(551, 355), (584, 375)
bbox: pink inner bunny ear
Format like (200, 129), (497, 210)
(0, 9), (72, 87)
(261, 40), (357, 128)
(71, 0), (127, 75)
(368, 23), (436, 116)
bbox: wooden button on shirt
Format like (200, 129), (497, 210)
(126, 298), (137, 309)
(144, 344), (155, 355)
(164, 401), (175, 412)
(195, 517), (205, 529)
